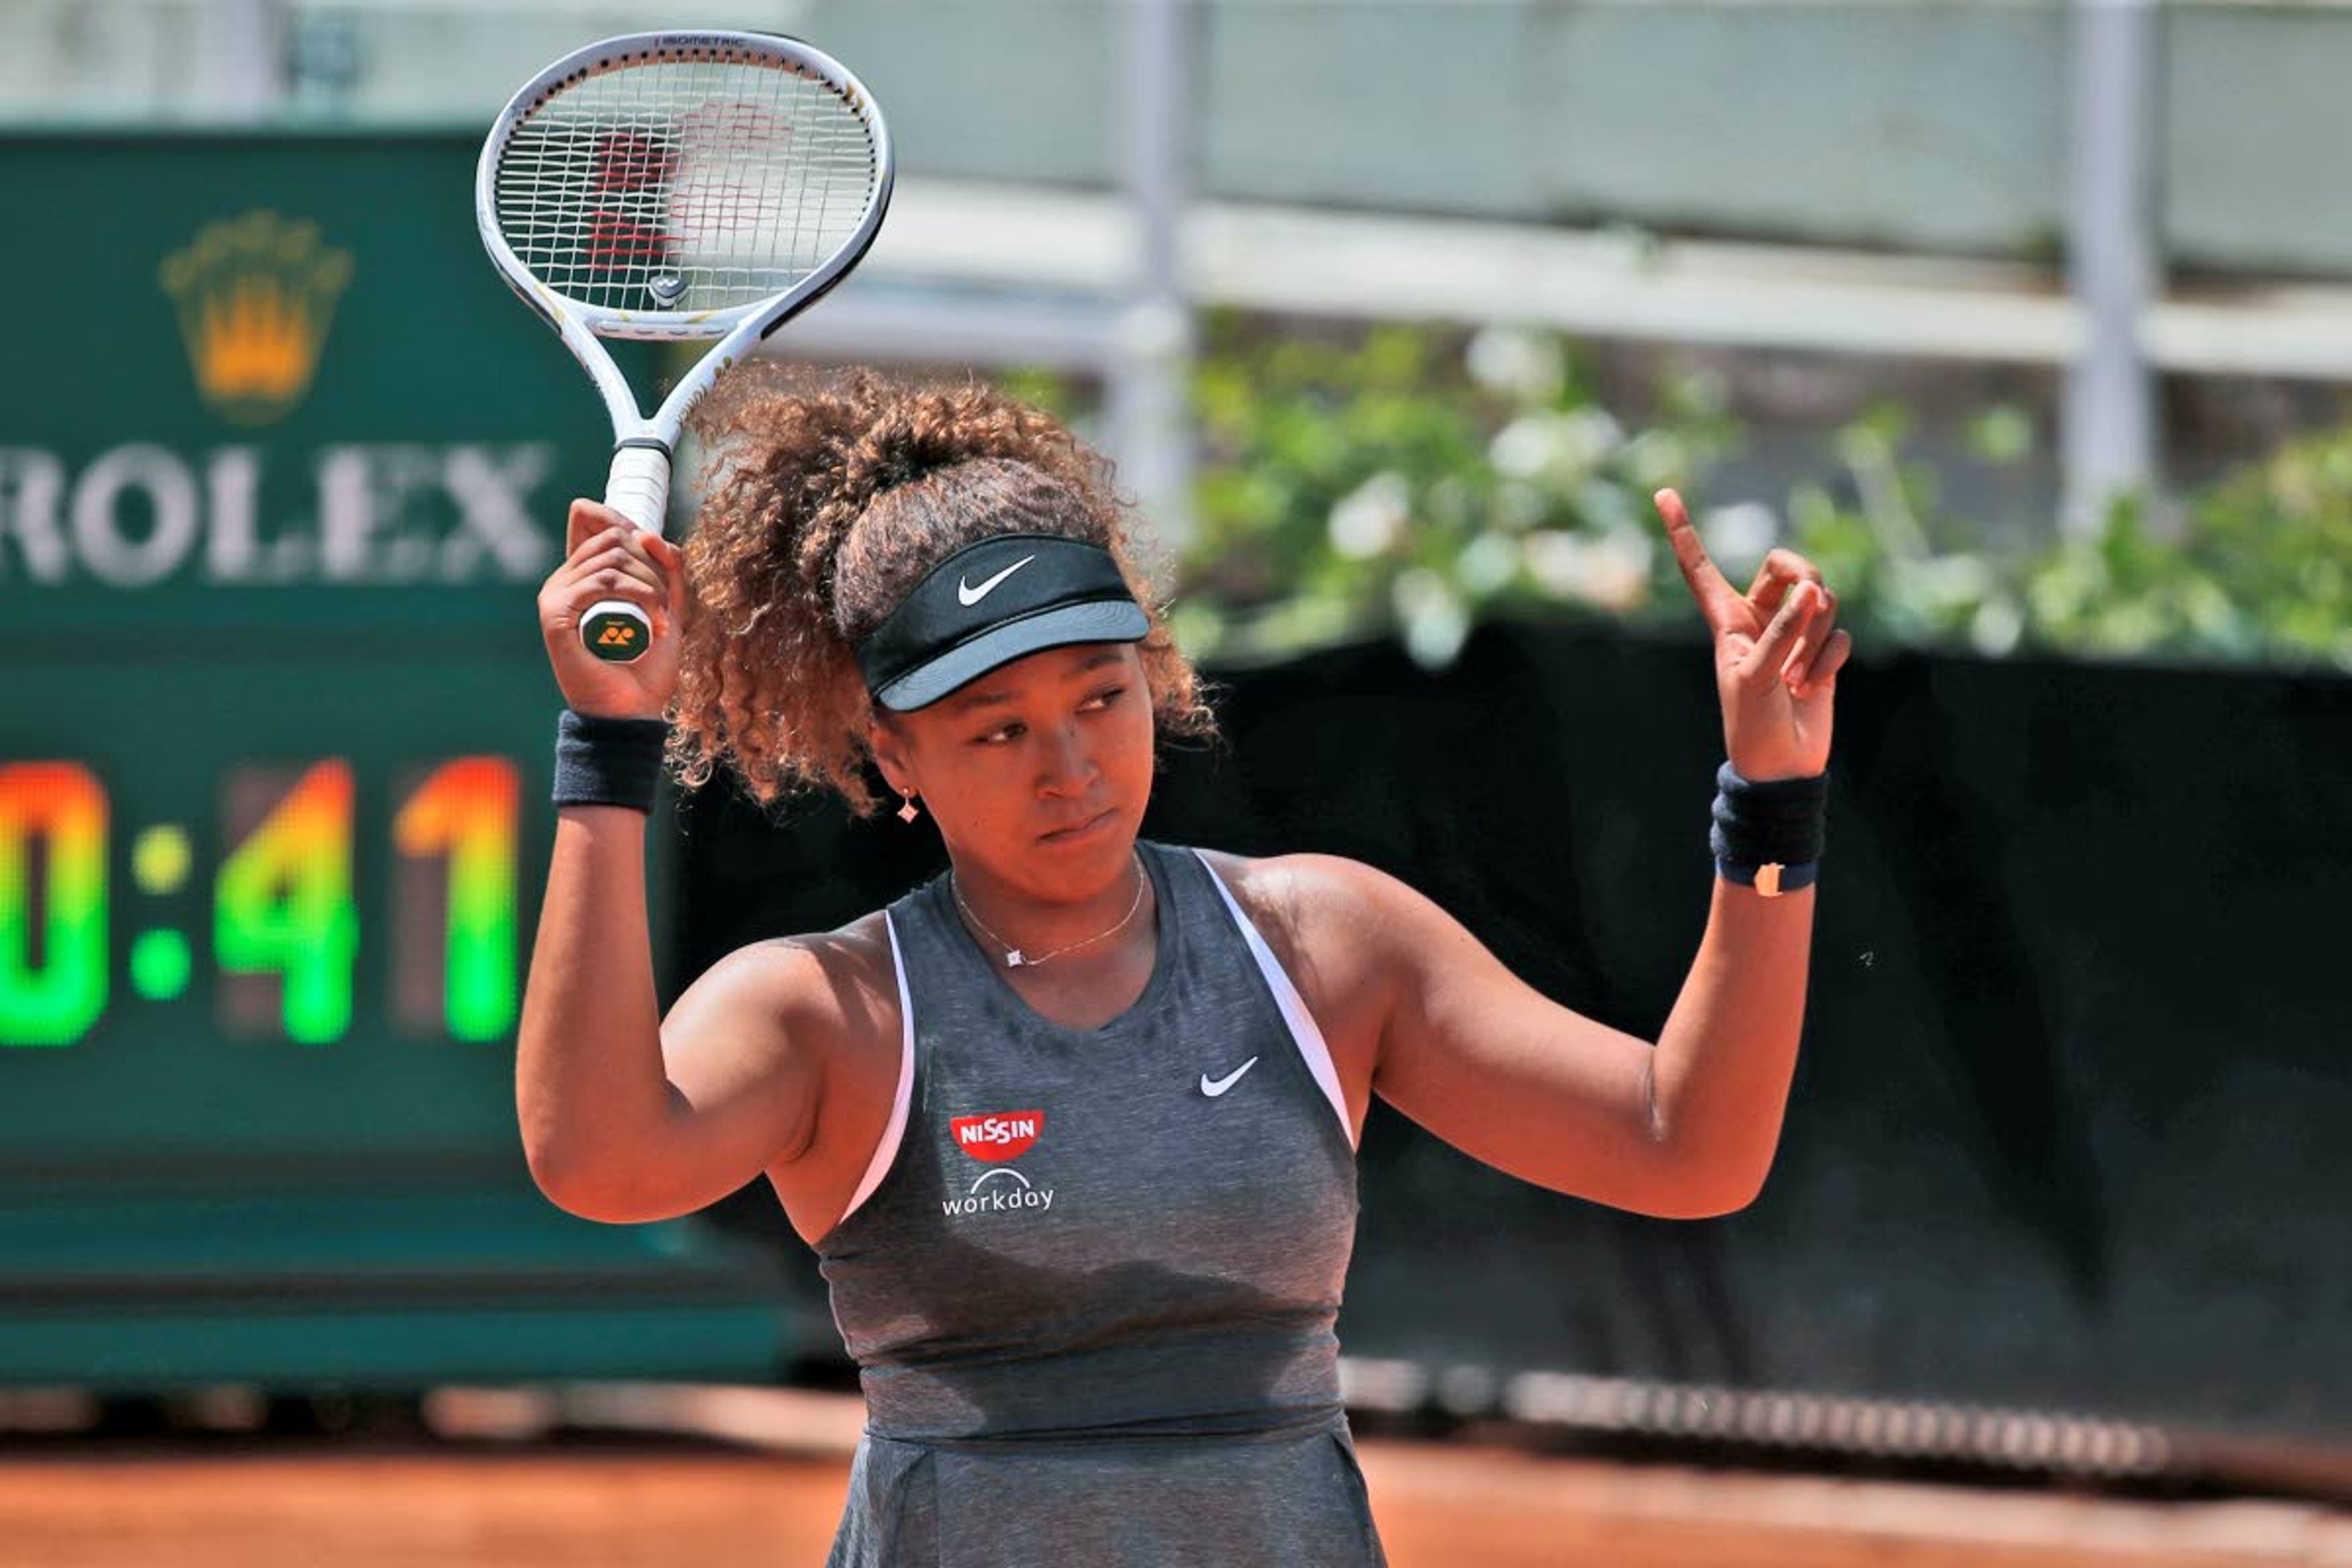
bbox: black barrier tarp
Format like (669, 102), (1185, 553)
(669, 618), (2351, 1446)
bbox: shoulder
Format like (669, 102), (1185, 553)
(690, 907), (903, 1062)
(1190, 844), (1409, 943)
(1185, 845), (1409, 1027)
(673, 908), (907, 1240)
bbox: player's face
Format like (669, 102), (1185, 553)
(871, 641), (1156, 887)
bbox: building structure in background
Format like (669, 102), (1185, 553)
(10, 1), (2352, 552)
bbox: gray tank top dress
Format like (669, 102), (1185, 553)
(813, 837), (1389, 1568)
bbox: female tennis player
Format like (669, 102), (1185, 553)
(518, 366), (1848, 1567)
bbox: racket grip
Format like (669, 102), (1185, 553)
(602, 443), (672, 535)
(584, 444), (673, 663)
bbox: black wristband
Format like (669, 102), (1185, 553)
(1709, 760), (1828, 888)
(552, 708), (669, 812)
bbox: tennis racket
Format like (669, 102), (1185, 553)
(476, 30), (894, 662)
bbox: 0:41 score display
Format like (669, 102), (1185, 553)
(0, 757), (521, 1049)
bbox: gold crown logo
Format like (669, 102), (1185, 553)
(159, 211), (353, 426)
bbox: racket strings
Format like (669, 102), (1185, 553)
(494, 57), (879, 316)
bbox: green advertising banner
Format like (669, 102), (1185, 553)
(2, 133), (651, 636)
(0, 134), (789, 1392)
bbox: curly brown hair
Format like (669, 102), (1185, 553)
(662, 362), (1219, 818)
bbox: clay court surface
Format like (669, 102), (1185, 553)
(2, 1392), (2346, 1568)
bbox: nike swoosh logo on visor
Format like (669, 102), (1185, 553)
(959, 554), (1037, 606)
(1201, 1057), (1259, 1097)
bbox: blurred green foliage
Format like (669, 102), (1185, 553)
(1001, 311), (2352, 674)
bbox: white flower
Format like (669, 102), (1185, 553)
(1970, 595), (2024, 657)
(1457, 530), (1521, 595)
(1617, 429), (1686, 492)
(1556, 407), (1626, 469)
(1489, 415), (1559, 480)
(1700, 502), (1782, 579)
(1581, 529), (1656, 612)
(1392, 568), (1469, 668)
(1328, 471), (1411, 560)
(1522, 530), (1588, 598)
(1466, 325), (1566, 403)
(1488, 409), (1625, 485)
(1521, 528), (1653, 612)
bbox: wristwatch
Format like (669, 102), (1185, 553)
(1716, 859), (1820, 898)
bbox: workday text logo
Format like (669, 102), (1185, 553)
(944, 1109), (1057, 1218)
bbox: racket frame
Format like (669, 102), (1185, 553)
(475, 30), (893, 658)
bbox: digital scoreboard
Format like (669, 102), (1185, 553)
(5, 755), (516, 1050)
(0, 653), (584, 1165)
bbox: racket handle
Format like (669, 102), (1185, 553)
(582, 443), (673, 663)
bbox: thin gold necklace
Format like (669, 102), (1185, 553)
(952, 850), (1147, 969)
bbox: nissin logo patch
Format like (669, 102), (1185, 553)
(950, 1110), (1043, 1163)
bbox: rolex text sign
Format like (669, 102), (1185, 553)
(0, 135), (654, 639)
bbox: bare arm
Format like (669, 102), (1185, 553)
(1334, 855), (1809, 1221)
(513, 802), (662, 1207)
(1363, 491), (1849, 1219)
(1646, 877), (1815, 1210)
(517, 497), (822, 1223)
(515, 802), (823, 1223)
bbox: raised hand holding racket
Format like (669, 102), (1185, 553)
(477, 30), (893, 662)
(538, 500), (687, 722)
(1654, 486), (1851, 782)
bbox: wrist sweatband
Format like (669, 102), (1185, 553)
(1710, 760), (1828, 896)
(552, 708), (669, 812)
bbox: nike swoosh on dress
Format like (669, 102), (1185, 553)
(1200, 1056), (1260, 1097)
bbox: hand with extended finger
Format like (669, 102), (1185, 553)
(537, 500), (688, 722)
(1653, 488), (1852, 782)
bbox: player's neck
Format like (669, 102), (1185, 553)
(947, 848), (1152, 962)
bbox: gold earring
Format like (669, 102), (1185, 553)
(897, 790), (921, 824)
